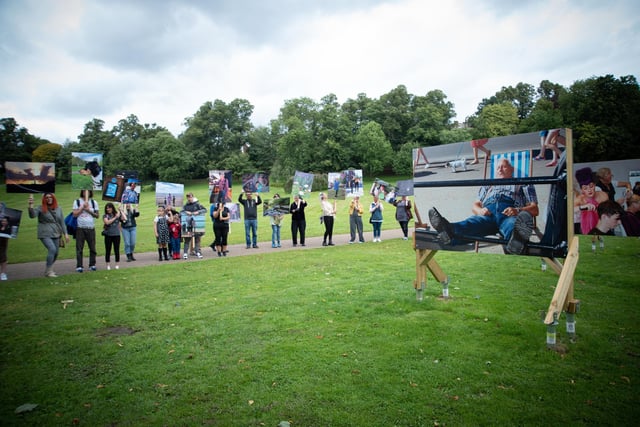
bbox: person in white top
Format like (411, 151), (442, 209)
(320, 193), (336, 246)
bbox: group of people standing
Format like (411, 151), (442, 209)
(256, 191), (413, 249)
(25, 187), (140, 277)
(6, 186), (414, 280)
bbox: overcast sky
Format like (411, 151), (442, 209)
(1, 0), (639, 144)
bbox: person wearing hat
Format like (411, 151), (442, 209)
(574, 167), (609, 234)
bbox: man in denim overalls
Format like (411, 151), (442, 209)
(429, 158), (539, 254)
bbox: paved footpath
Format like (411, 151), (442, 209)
(6, 229), (406, 281)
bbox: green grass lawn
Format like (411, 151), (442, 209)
(1, 231), (639, 425)
(2, 180), (407, 263)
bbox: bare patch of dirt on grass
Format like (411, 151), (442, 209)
(96, 326), (138, 337)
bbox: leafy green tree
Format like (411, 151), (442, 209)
(368, 85), (413, 150)
(0, 117), (45, 166)
(472, 83), (536, 125)
(391, 141), (421, 175)
(561, 74), (640, 161)
(518, 98), (564, 133)
(354, 121), (392, 176)
(76, 118), (117, 154)
(273, 97), (320, 176)
(407, 90), (456, 146)
(149, 131), (193, 182)
(113, 114), (167, 143)
(181, 99), (254, 178)
(473, 102), (519, 138)
(32, 143), (62, 163)
(245, 126), (276, 173)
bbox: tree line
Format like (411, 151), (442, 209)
(2, 74), (639, 184)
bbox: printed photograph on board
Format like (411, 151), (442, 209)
(5, 161), (56, 194)
(413, 130), (571, 258)
(71, 152), (103, 190)
(573, 159), (640, 237)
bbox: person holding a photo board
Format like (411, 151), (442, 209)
(72, 190), (99, 272)
(320, 192), (337, 246)
(28, 193), (70, 277)
(181, 193), (206, 258)
(290, 194), (307, 247)
(0, 216), (9, 280)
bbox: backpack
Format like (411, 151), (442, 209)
(64, 212), (77, 236)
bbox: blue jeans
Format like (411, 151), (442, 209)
(40, 237), (60, 268)
(121, 226), (137, 255)
(452, 197), (516, 242)
(371, 221), (382, 238)
(271, 225), (281, 246)
(244, 219), (258, 246)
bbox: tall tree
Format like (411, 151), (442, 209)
(0, 118), (45, 167)
(474, 82), (536, 120)
(473, 102), (519, 138)
(181, 99), (254, 178)
(77, 118), (117, 154)
(354, 121), (393, 176)
(407, 89), (456, 146)
(32, 143), (62, 163)
(369, 85), (413, 150)
(562, 75), (640, 161)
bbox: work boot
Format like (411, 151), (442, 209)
(428, 208), (453, 245)
(506, 211), (534, 255)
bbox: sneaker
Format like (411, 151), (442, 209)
(196, 252), (203, 259)
(246, 245), (251, 249)
(428, 207), (453, 245)
(506, 211), (534, 255)
(272, 243), (276, 248)
(252, 245), (259, 249)
(107, 265), (111, 270)
(89, 266), (97, 271)
(403, 237), (408, 240)
(277, 243), (281, 248)
(183, 253), (188, 259)
(115, 265), (119, 270)
(293, 243), (297, 247)
(45, 270), (57, 278)
(76, 267), (84, 273)
(349, 240), (354, 244)
(0, 273), (7, 281)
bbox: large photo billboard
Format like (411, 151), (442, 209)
(413, 130), (571, 258)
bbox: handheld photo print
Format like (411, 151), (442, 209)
(71, 152), (103, 190)
(5, 161), (56, 194)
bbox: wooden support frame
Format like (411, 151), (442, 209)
(413, 232), (448, 300)
(411, 129), (581, 349)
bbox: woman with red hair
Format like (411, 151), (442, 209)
(28, 193), (69, 277)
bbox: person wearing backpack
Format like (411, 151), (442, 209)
(28, 193), (70, 277)
(72, 190), (99, 272)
